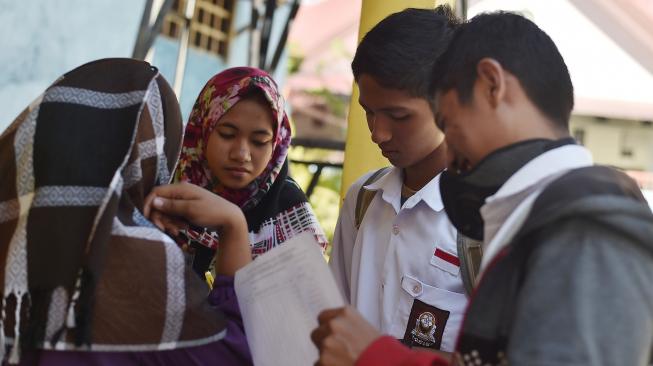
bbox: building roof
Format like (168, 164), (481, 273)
(469, 0), (653, 121)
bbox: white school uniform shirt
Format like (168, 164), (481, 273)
(329, 167), (467, 352)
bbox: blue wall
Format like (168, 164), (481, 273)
(151, 0), (291, 121)
(0, 0), (291, 130)
(0, 0), (146, 130)
(151, 37), (227, 120)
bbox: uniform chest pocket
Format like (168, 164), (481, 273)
(400, 275), (468, 352)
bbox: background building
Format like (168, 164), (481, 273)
(467, 0), (653, 205)
(0, 0), (295, 129)
(1, 0), (651, 243)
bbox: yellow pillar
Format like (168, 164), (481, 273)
(341, 0), (452, 200)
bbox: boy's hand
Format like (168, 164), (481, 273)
(311, 306), (382, 366)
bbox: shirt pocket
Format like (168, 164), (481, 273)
(395, 274), (468, 352)
(425, 246), (466, 294)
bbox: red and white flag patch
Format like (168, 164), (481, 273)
(430, 248), (460, 275)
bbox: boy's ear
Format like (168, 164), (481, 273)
(476, 58), (506, 109)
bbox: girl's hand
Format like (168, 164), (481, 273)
(144, 182), (241, 233)
(144, 183), (252, 275)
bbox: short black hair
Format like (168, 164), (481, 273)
(432, 12), (574, 128)
(352, 6), (460, 99)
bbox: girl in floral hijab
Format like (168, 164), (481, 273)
(175, 67), (327, 274)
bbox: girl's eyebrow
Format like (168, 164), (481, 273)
(217, 122), (238, 130)
(217, 122), (273, 137)
(252, 130), (273, 137)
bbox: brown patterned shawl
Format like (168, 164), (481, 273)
(0, 59), (225, 363)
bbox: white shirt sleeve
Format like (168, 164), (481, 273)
(329, 174), (370, 304)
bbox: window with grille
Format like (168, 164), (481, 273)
(161, 0), (235, 58)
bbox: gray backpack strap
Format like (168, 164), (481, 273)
(354, 167), (391, 230)
(457, 232), (483, 296)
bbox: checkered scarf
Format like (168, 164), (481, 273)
(0, 59), (225, 363)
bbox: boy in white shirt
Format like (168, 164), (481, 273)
(329, 6), (470, 354)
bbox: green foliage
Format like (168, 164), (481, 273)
(288, 146), (343, 253)
(306, 88), (349, 118)
(286, 42), (305, 75)
(287, 54), (304, 75)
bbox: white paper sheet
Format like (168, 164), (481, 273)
(235, 232), (344, 366)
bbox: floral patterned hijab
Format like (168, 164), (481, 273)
(175, 67), (291, 211)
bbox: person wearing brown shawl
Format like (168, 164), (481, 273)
(0, 58), (252, 365)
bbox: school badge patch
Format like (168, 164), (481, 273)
(402, 299), (450, 350)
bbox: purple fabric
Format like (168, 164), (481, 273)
(11, 276), (252, 366)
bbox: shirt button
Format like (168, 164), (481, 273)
(413, 283), (421, 294)
(392, 225), (400, 235)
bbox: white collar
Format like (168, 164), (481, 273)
(485, 144), (594, 204)
(365, 167), (444, 213)
(478, 144), (594, 271)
